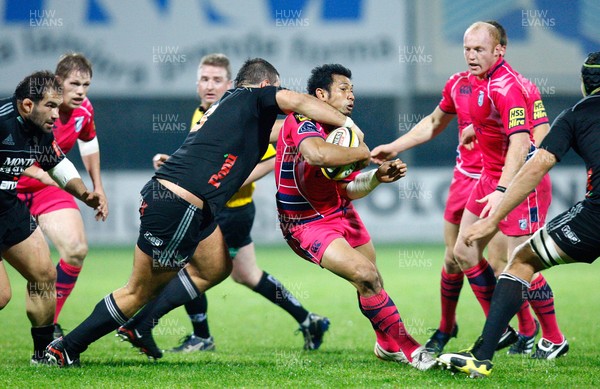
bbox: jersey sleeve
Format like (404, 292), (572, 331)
(494, 83), (530, 136)
(529, 88), (549, 128)
(438, 75), (458, 114)
(38, 138), (66, 171)
(287, 113), (322, 146)
(259, 86), (284, 115)
(78, 100), (97, 141)
(539, 108), (574, 162)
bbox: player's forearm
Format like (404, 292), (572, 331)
(81, 152), (105, 192)
(277, 91), (348, 129)
(497, 133), (530, 188)
(532, 123), (550, 147)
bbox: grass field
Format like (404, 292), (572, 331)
(1, 243), (599, 388)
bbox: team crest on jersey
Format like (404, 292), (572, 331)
(297, 121), (319, 135)
(508, 107), (526, 128)
(477, 91), (484, 106)
(293, 113), (312, 123)
(310, 240), (322, 254)
(75, 116), (84, 133)
(519, 218), (528, 230)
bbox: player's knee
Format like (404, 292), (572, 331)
(0, 291), (11, 310)
(63, 239), (88, 264)
(352, 264), (381, 292)
(452, 243), (474, 269)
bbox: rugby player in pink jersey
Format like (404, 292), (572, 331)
(17, 53), (107, 338)
(275, 64), (437, 370)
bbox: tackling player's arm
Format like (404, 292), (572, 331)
(465, 148), (556, 245)
(275, 89), (365, 140)
(371, 107), (455, 164)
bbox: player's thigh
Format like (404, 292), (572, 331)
(0, 261), (11, 308)
(354, 240), (376, 264)
(320, 238), (379, 287)
(38, 208), (87, 254)
(486, 230), (508, 276)
(1, 227), (54, 283)
(187, 226), (232, 289)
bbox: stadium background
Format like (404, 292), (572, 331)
(0, 0), (595, 244)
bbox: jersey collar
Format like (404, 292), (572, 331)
(486, 58), (505, 79)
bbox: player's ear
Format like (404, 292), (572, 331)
(20, 98), (34, 114)
(315, 88), (327, 101)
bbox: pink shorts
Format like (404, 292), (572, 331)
(283, 205), (371, 266)
(466, 173), (552, 236)
(17, 186), (78, 217)
(444, 168), (479, 225)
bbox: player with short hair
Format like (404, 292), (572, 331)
(17, 53), (107, 339)
(154, 53), (329, 353)
(275, 63), (436, 370)
(45, 58), (363, 366)
(0, 70), (106, 363)
(439, 51), (600, 378)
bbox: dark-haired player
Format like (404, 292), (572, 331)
(439, 51), (600, 378)
(275, 63), (436, 370)
(45, 58), (365, 366)
(17, 53), (107, 338)
(0, 70), (106, 363)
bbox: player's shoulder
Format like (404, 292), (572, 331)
(446, 71), (471, 84)
(283, 112), (320, 135)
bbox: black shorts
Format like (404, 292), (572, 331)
(0, 199), (36, 252)
(136, 179), (217, 270)
(215, 202), (255, 251)
(546, 201), (600, 264)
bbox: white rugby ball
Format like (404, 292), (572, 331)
(321, 127), (360, 180)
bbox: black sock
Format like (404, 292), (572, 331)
(134, 268), (200, 332)
(184, 293), (211, 338)
(253, 272), (309, 324)
(473, 274), (529, 361)
(31, 325), (54, 360)
(63, 293), (128, 355)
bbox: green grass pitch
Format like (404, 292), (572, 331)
(1, 244), (599, 387)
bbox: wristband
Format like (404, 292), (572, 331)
(345, 169), (379, 199)
(343, 116), (354, 129)
(495, 185), (507, 193)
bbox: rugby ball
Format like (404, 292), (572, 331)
(321, 127), (360, 180)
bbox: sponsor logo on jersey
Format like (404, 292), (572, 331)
(297, 121), (319, 135)
(533, 100), (547, 120)
(0, 180), (17, 190)
(508, 107), (526, 128)
(561, 225), (580, 244)
(208, 153), (238, 188)
(459, 85), (471, 95)
(293, 113), (312, 122)
(1, 134), (14, 145)
(477, 90), (484, 106)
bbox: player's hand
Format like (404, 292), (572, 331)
(370, 144), (398, 165)
(82, 191), (108, 221)
(476, 189), (504, 218)
(375, 159), (407, 183)
(461, 124), (477, 151)
(463, 218), (499, 247)
(152, 153), (170, 170)
(355, 140), (371, 170)
(94, 187), (109, 220)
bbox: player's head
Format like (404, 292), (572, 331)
(14, 70), (62, 133)
(463, 21), (503, 78)
(485, 20), (507, 56)
(55, 53), (93, 111)
(306, 64), (354, 116)
(234, 58), (280, 88)
(581, 51), (600, 97)
(197, 53), (233, 109)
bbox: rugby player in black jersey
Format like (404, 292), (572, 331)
(46, 58), (370, 366)
(0, 70), (106, 364)
(439, 52), (600, 377)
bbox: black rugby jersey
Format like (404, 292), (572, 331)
(0, 96), (65, 212)
(155, 86), (282, 214)
(540, 93), (600, 206)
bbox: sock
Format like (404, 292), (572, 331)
(133, 268), (200, 332)
(439, 267), (463, 334)
(464, 259), (496, 316)
(359, 289), (420, 359)
(31, 325), (54, 360)
(63, 293), (128, 355)
(358, 292), (396, 352)
(184, 293), (211, 339)
(528, 274), (563, 343)
(515, 301), (537, 337)
(253, 272), (309, 324)
(473, 274), (528, 361)
(54, 259), (82, 323)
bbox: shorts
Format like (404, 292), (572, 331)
(282, 204), (371, 266)
(17, 186), (78, 217)
(136, 179), (217, 270)
(444, 168), (479, 225)
(466, 173), (551, 236)
(0, 199), (36, 251)
(215, 202), (255, 257)
(544, 201), (600, 263)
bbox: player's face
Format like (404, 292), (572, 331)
(60, 70), (91, 111)
(196, 65), (232, 109)
(463, 27), (501, 78)
(322, 75), (354, 116)
(29, 90), (62, 133)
